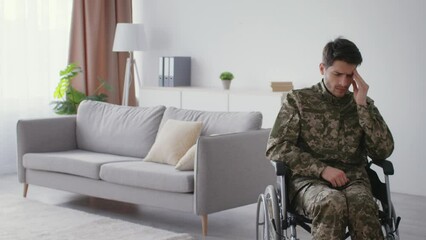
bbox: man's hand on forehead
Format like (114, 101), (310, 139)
(352, 69), (369, 106)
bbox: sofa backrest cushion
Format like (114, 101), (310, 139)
(160, 107), (262, 136)
(76, 100), (166, 158)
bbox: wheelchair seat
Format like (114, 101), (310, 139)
(256, 159), (401, 240)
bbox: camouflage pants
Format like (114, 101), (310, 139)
(294, 180), (383, 240)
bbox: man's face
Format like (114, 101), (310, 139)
(320, 60), (357, 98)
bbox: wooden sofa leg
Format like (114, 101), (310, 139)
(201, 214), (208, 236)
(23, 183), (29, 198)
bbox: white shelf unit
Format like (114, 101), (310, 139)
(139, 87), (287, 128)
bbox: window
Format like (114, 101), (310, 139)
(0, 0), (73, 173)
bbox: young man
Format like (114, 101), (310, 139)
(266, 38), (394, 239)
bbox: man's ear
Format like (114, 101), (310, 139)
(319, 63), (326, 75)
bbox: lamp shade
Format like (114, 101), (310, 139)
(112, 23), (147, 52)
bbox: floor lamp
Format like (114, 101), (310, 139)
(112, 23), (147, 106)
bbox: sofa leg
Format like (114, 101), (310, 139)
(201, 214), (208, 236)
(23, 183), (29, 198)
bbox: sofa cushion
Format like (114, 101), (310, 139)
(23, 150), (142, 179)
(144, 119), (202, 166)
(100, 161), (194, 193)
(76, 101), (166, 158)
(160, 107), (262, 136)
(175, 144), (197, 171)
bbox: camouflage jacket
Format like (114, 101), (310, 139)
(266, 81), (394, 195)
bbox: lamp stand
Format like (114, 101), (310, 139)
(122, 52), (142, 106)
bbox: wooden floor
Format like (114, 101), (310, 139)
(1, 173), (425, 239)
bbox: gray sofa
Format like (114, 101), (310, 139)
(16, 100), (275, 236)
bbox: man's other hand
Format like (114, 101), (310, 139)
(321, 166), (350, 188)
(352, 69), (368, 106)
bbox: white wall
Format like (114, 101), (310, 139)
(135, 0), (426, 196)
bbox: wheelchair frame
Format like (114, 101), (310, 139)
(256, 160), (401, 240)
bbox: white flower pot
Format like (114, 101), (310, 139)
(221, 80), (231, 90)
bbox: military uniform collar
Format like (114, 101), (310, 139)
(319, 79), (352, 106)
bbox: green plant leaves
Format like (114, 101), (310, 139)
(59, 63), (81, 79)
(51, 63), (110, 115)
(86, 93), (108, 102)
(53, 78), (70, 99)
(220, 71), (234, 81)
(94, 77), (113, 94)
(51, 101), (78, 115)
(66, 87), (86, 104)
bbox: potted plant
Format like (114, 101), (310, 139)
(51, 63), (111, 115)
(220, 71), (234, 90)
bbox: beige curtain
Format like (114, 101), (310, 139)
(68, 0), (135, 105)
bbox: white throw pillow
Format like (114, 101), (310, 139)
(175, 144), (197, 171)
(144, 119), (202, 166)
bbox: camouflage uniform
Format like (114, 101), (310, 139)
(266, 81), (394, 240)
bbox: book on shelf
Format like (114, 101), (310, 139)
(270, 81), (293, 92)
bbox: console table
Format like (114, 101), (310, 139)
(139, 87), (287, 128)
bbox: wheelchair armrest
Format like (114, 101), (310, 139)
(271, 160), (291, 176)
(371, 159), (394, 176)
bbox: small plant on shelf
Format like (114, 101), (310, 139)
(219, 71), (234, 90)
(219, 71), (234, 81)
(51, 63), (111, 115)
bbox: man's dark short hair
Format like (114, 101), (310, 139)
(322, 38), (363, 68)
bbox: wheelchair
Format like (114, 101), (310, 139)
(256, 159), (401, 240)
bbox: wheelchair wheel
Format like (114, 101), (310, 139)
(256, 185), (281, 240)
(256, 194), (270, 240)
